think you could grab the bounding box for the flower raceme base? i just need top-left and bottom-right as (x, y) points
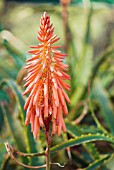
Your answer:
(23, 12), (70, 139)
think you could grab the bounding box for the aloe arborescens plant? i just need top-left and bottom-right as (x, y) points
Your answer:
(24, 11), (70, 170)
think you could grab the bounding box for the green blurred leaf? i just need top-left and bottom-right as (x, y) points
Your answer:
(92, 45), (114, 81)
(50, 134), (114, 153)
(70, 7), (93, 108)
(4, 79), (26, 122)
(71, 0), (114, 4)
(1, 104), (28, 165)
(92, 79), (114, 135)
(0, 56), (18, 79)
(0, 90), (10, 103)
(84, 154), (111, 170)
(0, 107), (4, 133)
(104, 154), (114, 170)
(66, 120), (100, 160)
(4, 39), (26, 69)
(65, 120), (82, 136)
(1, 79), (45, 166)
(66, 120), (102, 136)
(70, 46), (93, 107)
(79, 125), (102, 134)
(0, 90), (10, 132)
(26, 125), (45, 166)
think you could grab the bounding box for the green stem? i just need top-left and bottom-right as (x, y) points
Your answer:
(46, 132), (51, 170)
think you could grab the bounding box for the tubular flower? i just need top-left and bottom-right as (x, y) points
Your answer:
(23, 12), (70, 139)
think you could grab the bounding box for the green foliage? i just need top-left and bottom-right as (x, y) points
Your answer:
(4, 40), (26, 69)
(84, 155), (111, 170)
(1, 79), (45, 166)
(93, 80), (114, 135)
(0, 1), (114, 170)
(50, 134), (114, 153)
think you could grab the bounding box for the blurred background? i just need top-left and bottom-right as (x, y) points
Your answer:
(0, 0), (114, 170)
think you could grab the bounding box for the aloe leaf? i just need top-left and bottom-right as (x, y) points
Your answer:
(92, 45), (114, 80)
(70, 46), (93, 107)
(0, 107), (4, 133)
(66, 120), (102, 136)
(65, 120), (82, 136)
(67, 26), (78, 93)
(84, 143), (100, 160)
(0, 68), (17, 80)
(4, 79), (26, 122)
(93, 79), (114, 135)
(84, 155), (111, 170)
(1, 104), (28, 165)
(4, 39), (26, 69)
(1, 79), (45, 165)
(0, 108), (4, 133)
(104, 154), (114, 170)
(79, 125), (102, 134)
(66, 120), (100, 160)
(50, 134), (114, 153)
(26, 125), (45, 166)
(70, 7), (93, 108)
(0, 90), (10, 133)
(0, 57), (18, 79)
(101, 73), (114, 90)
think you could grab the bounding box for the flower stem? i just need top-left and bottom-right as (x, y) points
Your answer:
(46, 132), (51, 170)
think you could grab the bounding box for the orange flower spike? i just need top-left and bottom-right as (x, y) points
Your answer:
(23, 12), (70, 139)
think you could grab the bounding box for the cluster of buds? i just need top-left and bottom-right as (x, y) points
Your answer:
(23, 12), (70, 139)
